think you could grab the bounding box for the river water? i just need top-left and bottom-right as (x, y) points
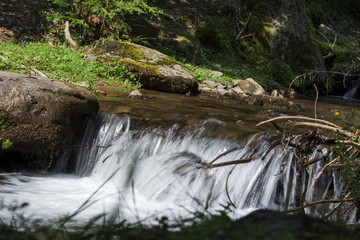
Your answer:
(0, 88), (359, 225)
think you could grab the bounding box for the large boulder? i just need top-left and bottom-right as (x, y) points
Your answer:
(249, 0), (326, 78)
(92, 39), (199, 95)
(0, 71), (99, 171)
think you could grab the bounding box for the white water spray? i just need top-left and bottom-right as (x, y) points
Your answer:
(0, 113), (357, 224)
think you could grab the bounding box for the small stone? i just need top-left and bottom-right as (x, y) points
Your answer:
(218, 88), (229, 96)
(128, 90), (143, 99)
(83, 54), (98, 62)
(232, 80), (242, 87)
(199, 87), (213, 93)
(271, 89), (284, 98)
(205, 79), (217, 88)
(231, 86), (245, 95)
(209, 70), (224, 78)
(217, 83), (226, 90)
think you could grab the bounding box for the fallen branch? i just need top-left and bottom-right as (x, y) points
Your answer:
(208, 147), (242, 165)
(313, 84), (319, 119)
(72, 144), (111, 149)
(205, 180), (215, 210)
(312, 157), (339, 188)
(284, 198), (354, 213)
(201, 158), (252, 169)
(292, 122), (355, 138)
(225, 167), (236, 209)
(339, 140), (360, 147)
(256, 116), (342, 129)
(31, 66), (48, 78)
(303, 156), (321, 167)
(236, 12), (252, 40)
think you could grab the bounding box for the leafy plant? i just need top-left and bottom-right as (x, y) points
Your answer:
(47, 0), (162, 43)
(334, 110), (360, 204)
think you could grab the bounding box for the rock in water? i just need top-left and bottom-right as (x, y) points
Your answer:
(0, 71), (99, 171)
(128, 90), (143, 99)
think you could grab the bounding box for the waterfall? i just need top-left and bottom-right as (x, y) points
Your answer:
(343, 81), (360, 99)
(0, 113), (357, 224)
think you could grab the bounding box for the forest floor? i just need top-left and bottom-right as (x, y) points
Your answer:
(0, 0), (49, 43)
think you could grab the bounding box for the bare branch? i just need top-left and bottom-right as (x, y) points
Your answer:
(225, 167), (236, 209)
(314, 84), (319, 119)
(236, 12), (252, 40)
(31, 66), (48, 78)
(208, 147), (242, 165)
(201, 158), (252, 169)
(256, 116), (343, 129)
(284, 198), (354, 213)
(65, 21), (77, 49)
(312, 157), (339, 188)
(292, 122), (355, 138)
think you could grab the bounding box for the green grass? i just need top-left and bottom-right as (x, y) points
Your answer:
(0, 42), (140, 89)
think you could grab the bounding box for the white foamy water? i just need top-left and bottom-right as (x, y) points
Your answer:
(0, 113), (357, 224)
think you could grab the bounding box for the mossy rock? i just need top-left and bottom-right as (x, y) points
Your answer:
(93, 39), (199, 95)
(93, 39), (146, 61)
(244, 0), (326, 86)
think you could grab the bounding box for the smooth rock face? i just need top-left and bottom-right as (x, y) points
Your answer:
(93, 39), (199, 95)
(0, 71), (99, 171)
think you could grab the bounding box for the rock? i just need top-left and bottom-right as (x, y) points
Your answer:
(217, 88), (229, 96)
(83, 53), (98, 62)
(231, 86), (245, 95)
(215, 209), (356, 240)
(256, 0), (326, 81)
(0, 71), (99, 171)
(128, 90), (143, 99)
(232, 80), (242, 88)
(199, 86), (216, 93)
(236, 78), (266, 95)
(205, 79), (217, 88)
(216, 83), (226, 90)
(209, 70), (223, 78)
(271, 89), (284, 98)
(92, 39), (199, 95)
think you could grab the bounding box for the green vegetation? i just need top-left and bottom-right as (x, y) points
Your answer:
(0, 111), (12, 151)
(0, 42), (139, 88)
(334, 111), (360, 204)
(47, 0), (162, 43)
(305, 0), (360, 93)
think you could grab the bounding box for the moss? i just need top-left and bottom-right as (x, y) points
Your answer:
(0, 111), (9, 131)
(94, 39), (146, 61)
(263, 24), (276, 39)
(120, 59), (161, 76)
(154, 56), (177, 66)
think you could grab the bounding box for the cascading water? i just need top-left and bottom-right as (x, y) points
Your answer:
(0, 112), (357, 224)
(343, 81), (360, 99)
